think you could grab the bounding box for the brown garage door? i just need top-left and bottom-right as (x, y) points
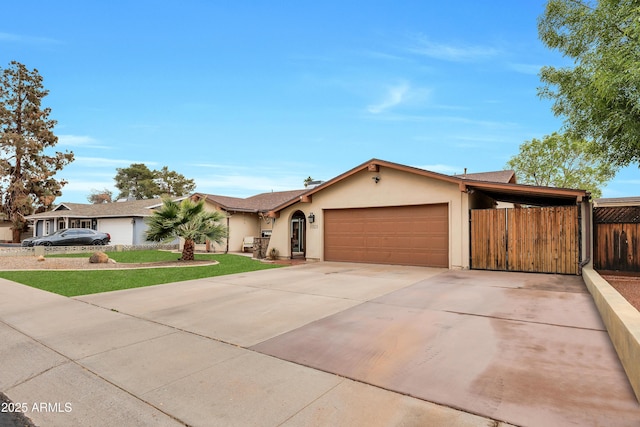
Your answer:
(324, 204), (448, 267)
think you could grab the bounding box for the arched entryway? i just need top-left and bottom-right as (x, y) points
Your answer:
(290, 211), (306, 258)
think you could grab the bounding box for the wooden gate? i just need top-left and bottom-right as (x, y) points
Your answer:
(471, 206), (580, 275)
(594, 206), (640, 272)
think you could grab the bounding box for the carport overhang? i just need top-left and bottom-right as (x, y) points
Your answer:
(459, 180), (590, 206)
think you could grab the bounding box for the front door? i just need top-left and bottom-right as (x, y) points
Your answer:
(291, 211), (306, 256)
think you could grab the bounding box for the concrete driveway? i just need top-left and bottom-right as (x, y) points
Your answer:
(1, 262), (639, 426)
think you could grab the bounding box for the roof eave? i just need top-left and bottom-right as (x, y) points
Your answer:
(269, 158), (464, 214)
(461, 180), (590, 205)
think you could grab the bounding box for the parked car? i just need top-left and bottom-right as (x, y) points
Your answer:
(21, 229), (111, 247)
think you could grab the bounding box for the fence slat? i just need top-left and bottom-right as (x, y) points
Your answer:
(471, 206), (579, 274)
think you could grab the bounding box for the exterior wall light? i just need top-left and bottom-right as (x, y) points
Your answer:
(308, 212), (315, 223)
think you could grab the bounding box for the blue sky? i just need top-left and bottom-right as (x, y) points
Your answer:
(2, 0), (638, 202)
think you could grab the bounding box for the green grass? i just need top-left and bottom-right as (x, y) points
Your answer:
(0, 251), (282, 297)
(50, 249), (219, 263)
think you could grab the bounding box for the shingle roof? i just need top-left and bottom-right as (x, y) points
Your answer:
(26, 199), (162, 219)
(199, 189), (308, 213)
(594, 196), (640, 207)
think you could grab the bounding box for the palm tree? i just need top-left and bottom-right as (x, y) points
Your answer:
(145, 198), (227, 261)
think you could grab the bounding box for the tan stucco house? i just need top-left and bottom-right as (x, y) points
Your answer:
(260, 159), (590, 271)
(191, 190), (307, 253)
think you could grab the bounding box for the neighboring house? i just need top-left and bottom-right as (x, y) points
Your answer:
(0, 213), (32, 243)
(0, 214), (13, 242)
(593, 196), (640, 208)
(263, 158), (590, 272)
(24, 199), (166, 245)
(191, 189), (307, 253)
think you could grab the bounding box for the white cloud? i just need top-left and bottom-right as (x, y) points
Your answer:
(190, 162), (316, 196)
(192, 163), (247, 170)
(414, 164), (461, 174)
(408, 35), (501, 62)
(61, 180), (115, 192)
(0, 33), (21, 42)
(0, 32), (60, 45)
(73, 156), (158, 167)
(616, 179), (640, 185)
(367, 82), (410, 114)
(508, 63), (542, 75)
(57, 135), (109, 148)
(367, 82), (431, 114)
(193, 173), (304, 197)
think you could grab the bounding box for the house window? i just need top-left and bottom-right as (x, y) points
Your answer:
(58, 220), (65, 230)
(80, 220), (91, 229)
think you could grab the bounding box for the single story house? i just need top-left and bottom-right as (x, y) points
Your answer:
(191, 189), (308, 253)
(24, 199), (166, 245)
(261, 159), (590, 273)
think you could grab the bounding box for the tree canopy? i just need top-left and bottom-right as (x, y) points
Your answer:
(145, 198), (227, 261)
(114, 163), (196, 200)
(303, 176), (314, 187)
(154, 166), (197, 197)
(506, 132), (616, 198)
(0, 61), (74, 241)
(538, 0), (640, 167)
(87, 188), (113, 204)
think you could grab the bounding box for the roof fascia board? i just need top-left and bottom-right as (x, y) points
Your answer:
(463, 180), (589, 198)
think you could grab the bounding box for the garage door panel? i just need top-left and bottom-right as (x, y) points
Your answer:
(324, 204), (449, 268)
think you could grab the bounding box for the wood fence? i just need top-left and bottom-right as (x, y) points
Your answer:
(471, 206), (580, 275)
(594, 206), (640, 272)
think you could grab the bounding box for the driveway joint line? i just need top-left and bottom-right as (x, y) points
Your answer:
(74, 298), (246, 348)
(74, 330), (179, 361)
(0, 318), (192, 426)
(275, 379), (346, 426)
(440, 309), (607, 331)
(364, 300), (606, 332)
(1, 319), (71, 388)
(74, 294), (503, 424)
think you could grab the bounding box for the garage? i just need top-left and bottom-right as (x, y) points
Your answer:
(324, 204), (448, 267)
(98, 217), (133, 245)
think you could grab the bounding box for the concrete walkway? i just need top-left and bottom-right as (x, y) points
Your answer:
(1, 263), (638, 426)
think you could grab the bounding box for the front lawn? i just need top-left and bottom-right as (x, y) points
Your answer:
(0, 252), (282, 297)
